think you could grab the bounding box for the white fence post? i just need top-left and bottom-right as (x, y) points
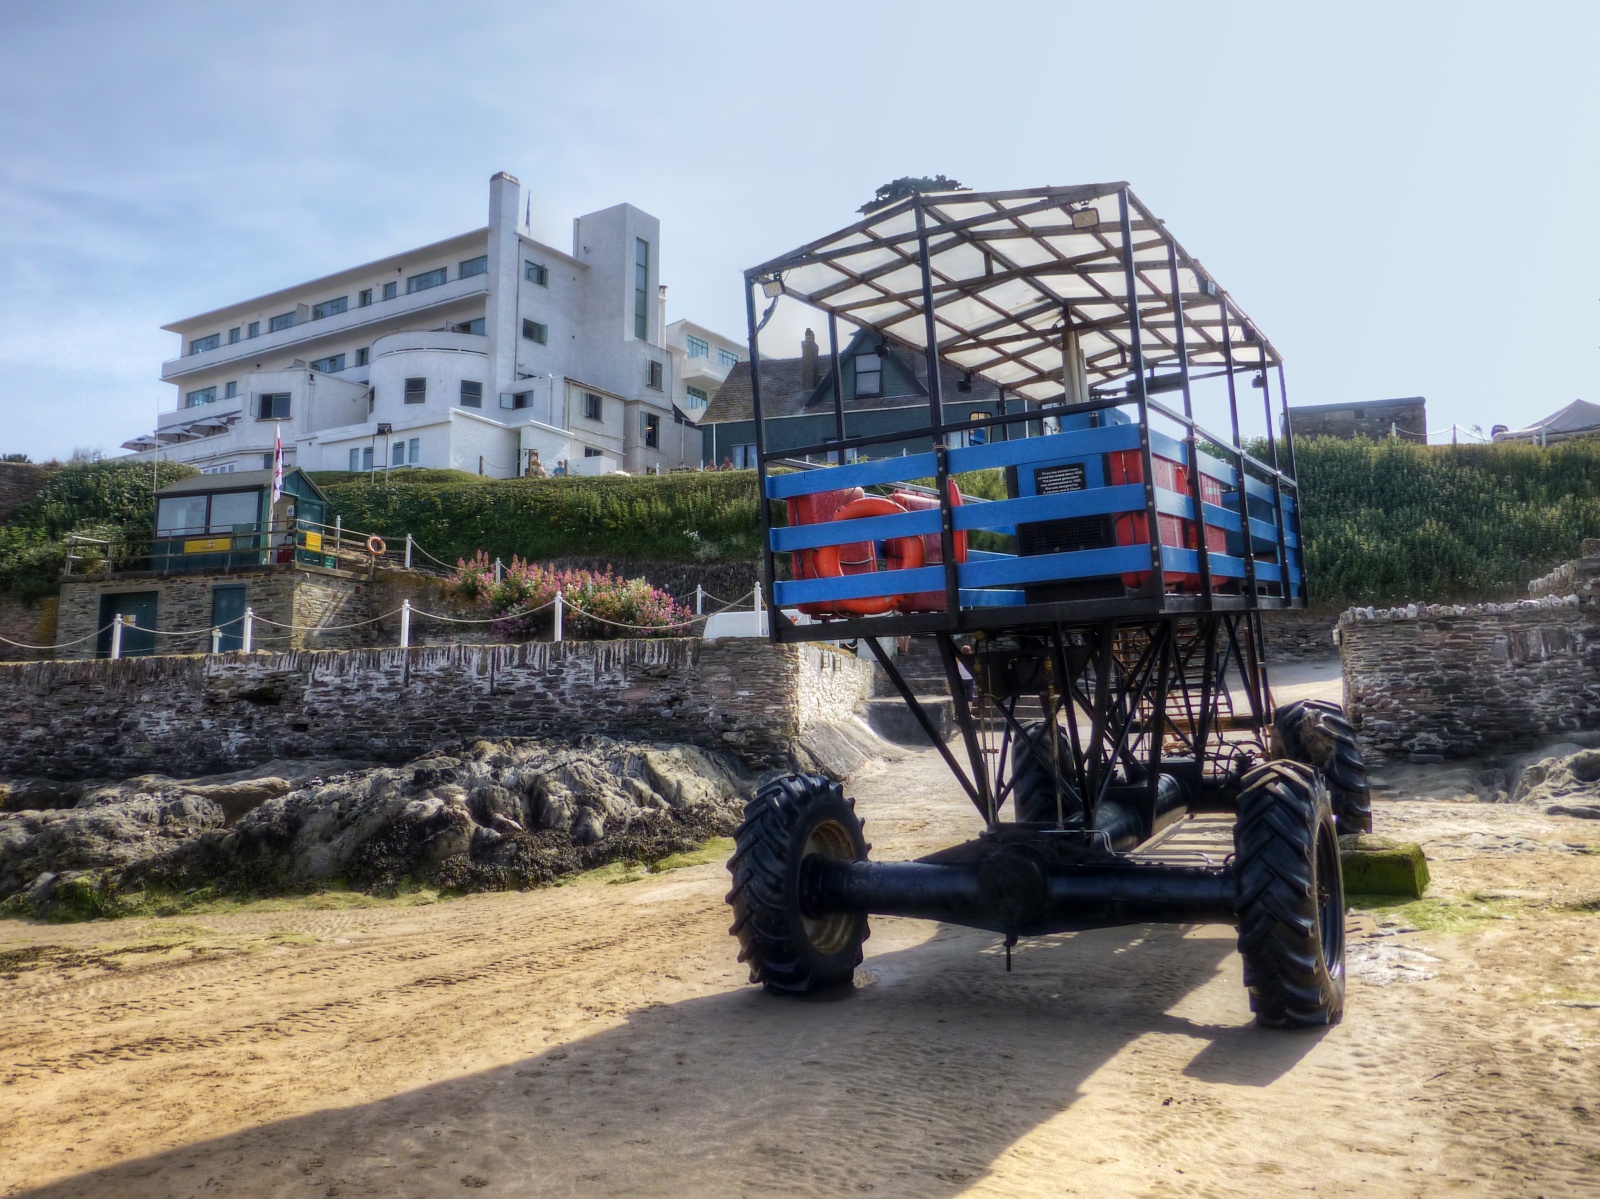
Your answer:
(242, 607), (254, 653)
(695, 584), (703, 615)
(405, 533), (413, 570)
(495, 557), (503, 583)
(553, 590), (564, 643)
(211, 626), (221, 654)
(109, 613), (124, 660)
(400, 598), (412, 648)
(334, 515), (342, 546)
(753, 580), (764, 635)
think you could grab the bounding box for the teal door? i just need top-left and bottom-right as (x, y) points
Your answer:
(211, 585), (247, 651)
(96, 592), (159, 657)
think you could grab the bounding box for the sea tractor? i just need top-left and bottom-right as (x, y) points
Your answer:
(724, 183), (1370, 1027)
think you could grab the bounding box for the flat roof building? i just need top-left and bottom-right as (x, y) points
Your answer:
(122, 173), (738, 478)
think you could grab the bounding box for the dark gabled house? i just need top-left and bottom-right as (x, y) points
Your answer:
(701, 326), (1035, 467)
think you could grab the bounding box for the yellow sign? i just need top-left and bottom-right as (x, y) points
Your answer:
(303, 531), (323, 552)
(183, 537), (232, 554)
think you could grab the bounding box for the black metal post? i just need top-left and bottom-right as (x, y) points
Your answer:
(1167, 240), (1211, 603)
(916, 197), (961, 620)
(1119, 188), (1165, 600)
(1258, 362), (1290, 604)
(997, 387), (1008, 442)
(744, 274), (777, 639)
(936, 632), (995, 827)
(1277, 363), (1306, 605)
(1219, 303), (1258, 604)
(827, 311), (846, 465)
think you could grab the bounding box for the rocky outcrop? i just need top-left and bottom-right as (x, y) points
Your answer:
(0, 737), (751, 917)
(1510, 745), (1600, 819)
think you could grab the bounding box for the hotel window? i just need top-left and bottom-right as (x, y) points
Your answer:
(633, 238), (649, 340)
(583, 391), (603, 421)
(185, 386), (217, 408)
(459, 255), (488, 279)
(257, 393), (291, 420)
(347, 446), (373, 470)
(228, 327), (241, 344)
(311, 296), (347, 320)
(407, 267), (447, 294)
(247, 321), (260, 339)
(524, 260), (548, 286)
(268, 311), (295, 333)
(382, 281), (398, 301)
(522, 318), (547, 343)
(686, 385), (708, 409)
(224, 381), (238, 399)
(392, 440), (406, 467)
(647, 360), (664, 390)
(404, 377), (426, 404)
(460, 380), (483, 408)
(584, 447), (602, 458)
(355, 347), (369, 367)
(642, 413), (660, 449)
(408, 437), (419, 464)
(358, 289), (372, 307)
(451, 317), (486, 335)
(732, 444), (757, 468)
(189, 333), (220, 355)
(686, 334), (708, 358)
(854, 353), (882, 397)
(309, 353), (345, 374)
(717, 347), (739, 368)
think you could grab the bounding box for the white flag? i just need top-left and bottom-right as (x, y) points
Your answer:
(271, 423), (284, 506)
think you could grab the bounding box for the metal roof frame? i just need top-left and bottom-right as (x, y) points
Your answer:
(748, 183), (1280, 403)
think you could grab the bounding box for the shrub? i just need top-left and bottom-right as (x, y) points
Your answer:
(453, 551), (693, 639)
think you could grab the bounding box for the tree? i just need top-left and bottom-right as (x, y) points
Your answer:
(858, 175), (968, 214)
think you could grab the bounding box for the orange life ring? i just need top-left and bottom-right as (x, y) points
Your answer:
(366, 535), (387, 556)
(811, 496), (926, 616)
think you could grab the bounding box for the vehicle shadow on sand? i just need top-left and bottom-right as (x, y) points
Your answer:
(18, 922), (1325, 1198)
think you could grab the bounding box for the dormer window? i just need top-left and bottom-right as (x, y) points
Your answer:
(854, 353), (882, 398)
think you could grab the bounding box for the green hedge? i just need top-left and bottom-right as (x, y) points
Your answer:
(8, 442), (1600, 607)
(0, 460), (197, 599)
(316, 470), (763, 567)
(1294, 437), (1600, 605)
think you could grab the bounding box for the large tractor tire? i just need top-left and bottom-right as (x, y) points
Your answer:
(726, 773), (869, 994)
(1273, 699), (1373, 835)
(1009, 720), (1083, 826)
(1233, 760), (1347, 1028)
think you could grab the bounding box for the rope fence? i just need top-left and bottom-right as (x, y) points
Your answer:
(2, 586), (761, 661)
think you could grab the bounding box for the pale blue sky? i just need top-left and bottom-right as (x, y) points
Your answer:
(1, 0), (1596, 460)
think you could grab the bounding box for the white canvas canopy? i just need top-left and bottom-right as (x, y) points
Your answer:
(1493, 399), (1600, 444)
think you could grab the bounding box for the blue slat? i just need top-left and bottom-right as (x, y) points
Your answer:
(772, 508), (938, 552)
(775, 564), (948, 606)
(946, 422), (1141, 473)
(957, 545), (1150, 587)
(954, 484), (1146, 529)
(767, 452), (938, 499)
(961, 588), (1027, 606)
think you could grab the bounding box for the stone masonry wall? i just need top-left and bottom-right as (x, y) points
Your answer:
(0, 637), (875, 780)
(1261, 609), (1340, 660)
(1338, 596), (1600, 762)
(0, 596), (59, 663)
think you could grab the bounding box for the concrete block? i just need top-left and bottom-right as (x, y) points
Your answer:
(1340, 835), (1430, 898)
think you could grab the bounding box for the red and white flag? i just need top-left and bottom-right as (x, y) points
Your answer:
(271, 423), (284, 505)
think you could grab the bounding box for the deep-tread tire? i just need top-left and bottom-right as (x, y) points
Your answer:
(1273, 699), (1373, 835)
(725, 773), (869, 994)
(1233, 760), (1346, 1028)
(1010, 720), (1083, 825)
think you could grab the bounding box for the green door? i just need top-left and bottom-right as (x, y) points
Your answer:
(211, 585), (247, 651)
(96, 592), (159, 658)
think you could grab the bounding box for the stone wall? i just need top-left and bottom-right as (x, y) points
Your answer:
(0, 637), (875, 780)
(55, 567), (367, 659)
(1261, 609), (1340, 660)
(1338, 596), (1600, 762)
(0, 596), (58, 663)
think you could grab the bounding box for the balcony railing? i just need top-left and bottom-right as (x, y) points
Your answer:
(62, 519), (385, 577)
